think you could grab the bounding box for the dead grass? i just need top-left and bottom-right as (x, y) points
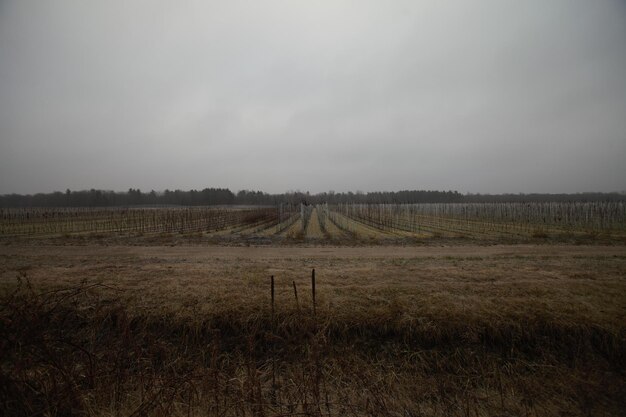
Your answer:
(1, 247), (625, 416)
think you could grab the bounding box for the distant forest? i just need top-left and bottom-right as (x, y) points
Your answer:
(1, 188), (625, 208)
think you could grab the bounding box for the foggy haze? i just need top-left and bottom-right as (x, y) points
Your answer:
(1, 0), (625, 195)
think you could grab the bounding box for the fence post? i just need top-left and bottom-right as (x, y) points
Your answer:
(311, 268), (316, 316)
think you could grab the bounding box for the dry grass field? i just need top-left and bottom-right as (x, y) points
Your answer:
(1, 243), (625, 416)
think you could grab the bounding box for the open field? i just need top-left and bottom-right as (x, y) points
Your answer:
(1, 243), (625, 416)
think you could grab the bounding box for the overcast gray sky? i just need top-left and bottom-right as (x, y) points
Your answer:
(1, 0), (625, 195)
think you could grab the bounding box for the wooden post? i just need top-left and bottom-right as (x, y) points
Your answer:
(270, 275), (276, 390)
(270, 275), (275, 323)
(311, 268), (316, 316)
(292, 280), (300, 311)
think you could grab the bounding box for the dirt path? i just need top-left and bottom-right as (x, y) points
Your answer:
(304, 208), (325, 238)
(1, 244), (624, 260)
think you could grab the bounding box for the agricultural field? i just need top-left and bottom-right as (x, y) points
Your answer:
(1, 202), (625, 416)
(1, 202), (625, 244)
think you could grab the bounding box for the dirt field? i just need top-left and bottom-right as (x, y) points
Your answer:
(1, 242), (625, 416)
(2, 243), (626, 261)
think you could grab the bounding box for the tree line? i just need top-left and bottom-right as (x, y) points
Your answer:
(0, 188), (624, 208)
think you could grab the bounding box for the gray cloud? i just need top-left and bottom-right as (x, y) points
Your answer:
(1, 0), (625, 194)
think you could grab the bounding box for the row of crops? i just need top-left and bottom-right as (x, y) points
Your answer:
(0, 206), (297, 237)
(330, 202), (626, 238)
(1, 202), (624, 239)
